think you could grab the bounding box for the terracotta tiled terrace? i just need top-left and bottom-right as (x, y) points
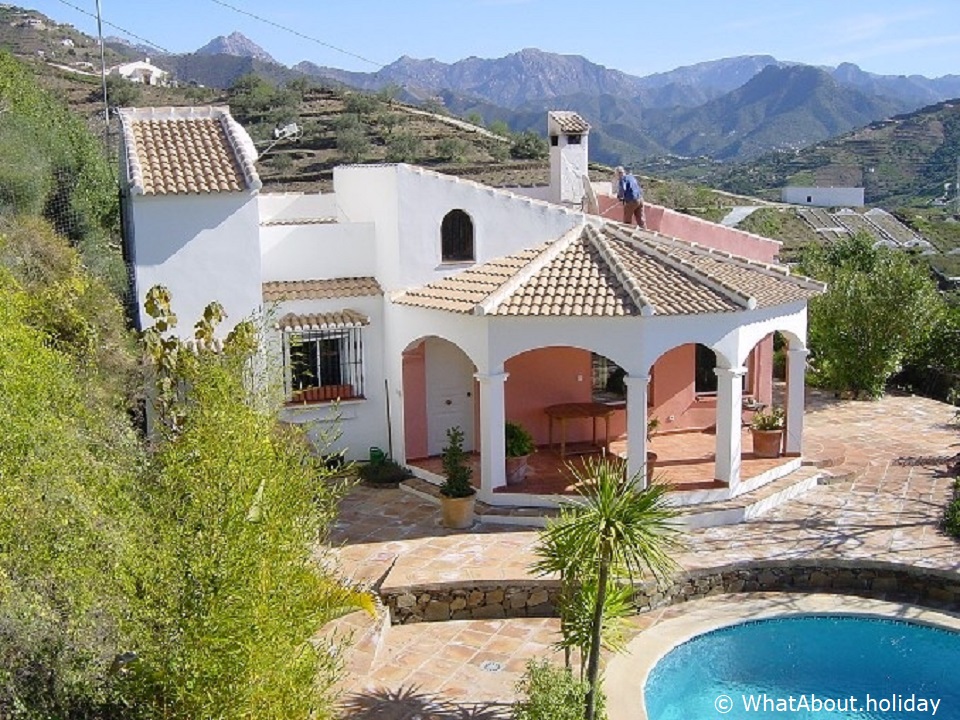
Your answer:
(329, 389), (960, 718)
(408, 426), (794, 494)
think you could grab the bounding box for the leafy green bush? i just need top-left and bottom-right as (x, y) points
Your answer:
(802, 233), (942, 398)
(358, 458), (412, 485)
(0, 271), (142, 719)
(505, 421), (535, 457)
(510, 130), (548, 160)
(386, 130), (422, 163)
(440, 426), (474, 498)
(514, 659), (603, 720)
(131, 289), (372, 719)
(943, 479), (960, 537)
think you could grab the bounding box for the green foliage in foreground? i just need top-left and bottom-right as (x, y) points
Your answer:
(514, 659), (603, 720)
(533, 457), (679, 720)
(943, 479), (960, 538)
(0, 270), (142, 719)
(129, 288), (372, 719)
(801, 233), (942, 399)
(0, 51), (123, 292)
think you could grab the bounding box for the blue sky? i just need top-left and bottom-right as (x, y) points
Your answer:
(24, 0), (960, 78)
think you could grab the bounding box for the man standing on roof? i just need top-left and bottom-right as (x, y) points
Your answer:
(615, 166), (645, 228)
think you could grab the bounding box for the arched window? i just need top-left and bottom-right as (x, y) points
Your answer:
(441, 209), (474, 262)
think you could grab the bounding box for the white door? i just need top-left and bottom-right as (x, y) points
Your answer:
(425, 338), (475, 455)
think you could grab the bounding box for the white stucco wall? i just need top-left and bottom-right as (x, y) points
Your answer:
(258, 193), (338, 223)
(510, 185), (552, 201)
(260, 222), (376, 282)
(782, 187), (864, 207)
(130, 192), (261, 336)
(274, 293), (389, 461)
(335, 164), (583, 293)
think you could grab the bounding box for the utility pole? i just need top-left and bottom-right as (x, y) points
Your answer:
(95, 0), (109, 149)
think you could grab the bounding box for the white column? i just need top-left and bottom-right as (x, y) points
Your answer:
(714, 366), (747, 488)
(475, 371), (508, 497)
(624, 374), (651, 488)
(785, 349), (809, 455)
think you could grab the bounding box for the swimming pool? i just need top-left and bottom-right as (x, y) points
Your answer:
(644, 615), (960, 720)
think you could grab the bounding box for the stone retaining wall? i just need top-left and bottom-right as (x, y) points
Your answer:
(381, 560), (960, 624)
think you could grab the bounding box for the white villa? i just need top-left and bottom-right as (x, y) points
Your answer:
(118, 105), (823, 513)
(111, 58), (170, 86)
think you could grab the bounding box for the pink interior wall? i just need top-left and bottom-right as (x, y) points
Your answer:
(402, 343), (429, 459)
(504, 348), (627, 445)
(649, 345), (697, 431)
(750, 335), (774, 406)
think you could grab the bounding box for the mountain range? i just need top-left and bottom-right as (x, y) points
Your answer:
(168, 34), (960, 164)
(7, 6), (960, 167)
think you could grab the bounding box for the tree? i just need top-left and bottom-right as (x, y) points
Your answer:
(435, 136), (469, 163)
(533, 457), (679, 720)
(801, 233), (942, 398)
(337, 126), (369, 163)
(489, 119), (511, 137)
(386, 130), (422, 163)
(97, 73), (141, 107)
(511, 130), (548, 160)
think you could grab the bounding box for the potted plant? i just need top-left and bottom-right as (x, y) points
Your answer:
(646, 417), (660, 484)
(750, 406), (785, 458)
(505, 421), (536, 486)
(439, 426), (476, 529)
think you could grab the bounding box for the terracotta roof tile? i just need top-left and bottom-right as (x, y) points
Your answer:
(276, 309), (369, 331)
(262, 277), (383, 302)
(549, 111), (591, 134)
(393, 224), (824, 318)
(119, 106), (261, 196)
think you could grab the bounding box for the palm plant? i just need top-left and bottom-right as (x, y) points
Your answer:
(532, 455), (680, 720)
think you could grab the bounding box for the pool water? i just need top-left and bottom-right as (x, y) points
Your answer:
(644, 615), (960, 720)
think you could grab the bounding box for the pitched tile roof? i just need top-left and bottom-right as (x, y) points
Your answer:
(276, 309), (369, 332)
(262, 277), (383, 302)
(549, 111), (591, 134)
(118, 106), (261, 196)
(393, 224), (824, 318)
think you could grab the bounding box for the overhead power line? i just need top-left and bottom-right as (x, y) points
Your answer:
(207, 0), (384, 69)
(53, 0), (171, 53)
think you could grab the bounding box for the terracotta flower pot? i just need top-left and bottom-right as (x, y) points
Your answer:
(505, 454), (530, 486)
(440, 494), (476, 529)
(751, 429), (783, 458)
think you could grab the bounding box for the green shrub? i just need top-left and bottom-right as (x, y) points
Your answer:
(440, 426), (474, 498)
(505, 421), (535, 457)
(511, 130), (548, 160)
(943, 479), (960, 537)
(358, 459), (412, 485)
(514, 659), (603, 720)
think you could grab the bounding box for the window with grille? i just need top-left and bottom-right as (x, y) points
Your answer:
(441, 209), (474, 262)
(285, 327), (365, 403)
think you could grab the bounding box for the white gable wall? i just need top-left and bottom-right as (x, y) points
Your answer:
(335, 164), (582, 292)
(130, 192), (261, 336)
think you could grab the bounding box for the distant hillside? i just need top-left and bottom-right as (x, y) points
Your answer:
(643, 65), (906, 160)
(701, 98), (960, 206)
(160, 53), (299, 88)
(195, 32), (276, 63)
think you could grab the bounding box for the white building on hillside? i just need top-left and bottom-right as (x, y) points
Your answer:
(111, 58), (170, 86)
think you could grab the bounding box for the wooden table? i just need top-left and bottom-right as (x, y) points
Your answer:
(544, 402), (618, 458)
